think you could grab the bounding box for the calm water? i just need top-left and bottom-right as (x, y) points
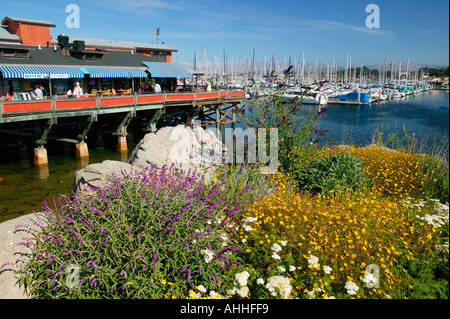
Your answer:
(317, 90), (449, 146)
(0, 90), (448, 223)
(0, 147), (133, 223)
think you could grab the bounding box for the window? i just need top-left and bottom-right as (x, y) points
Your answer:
(0, 48), (29, 58)
(70, 50), (104, 61)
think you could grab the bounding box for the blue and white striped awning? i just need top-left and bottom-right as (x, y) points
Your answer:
(0, 65), (85, 79)
(80, 67), (148, 78)
(142, 62), (193, 78)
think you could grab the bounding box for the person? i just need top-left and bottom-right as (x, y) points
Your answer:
(40, 86), (47, 98)
(67, 89), (73, 98)
(73, 82), (83, 98)
(34, 85), (43, 99)
(154, 82), (161, 93)
(2, 93), (12, 101)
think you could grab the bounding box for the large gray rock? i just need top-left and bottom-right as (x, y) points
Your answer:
(129, 125), (223, 179)
(73, 160), (134, 194)
(73, 125), (224, 195)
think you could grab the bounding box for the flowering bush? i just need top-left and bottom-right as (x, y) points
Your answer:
(230, 171), (448, 299)
(16, 165), (249, 298)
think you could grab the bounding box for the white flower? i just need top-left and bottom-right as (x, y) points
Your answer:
(243, 225), (253, 231)
(226, 287), (238, 296)
(325, 296), (336, 299)
(277, 266), (286, 272)
(306, 290), (316, 299)
(362, 272), (376, 285)
(244, 216), (258, 223)
(236, 286), (249, 298)
(289, 265), (296, 272)
(235, 271), (250, 286)
(256, 278), (265, 285)
(201, 249), (215, 263)
(189, 291), (202, 299)
(208, 290), (222, 299)
(241, 238), (247, 243)
(196, 285), (207, 293)
(271, 243), (282, 253)
(265, 276), (292, 299)
(280, 240), (287, 246)
(345, 281), (359, 295)
(323, 265), (332, 274)
(308, 254), (319, 266)
(271, 252), (281, 260)
(384, 294), (392, 299)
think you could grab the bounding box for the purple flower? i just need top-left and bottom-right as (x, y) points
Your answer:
(283, 65), (294, 76)
(318, 107), (329, 116)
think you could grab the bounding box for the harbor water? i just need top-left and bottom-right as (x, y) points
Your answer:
(0, 90), (448, 223)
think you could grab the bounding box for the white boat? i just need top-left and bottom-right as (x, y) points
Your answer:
(281, 89), (327, 105)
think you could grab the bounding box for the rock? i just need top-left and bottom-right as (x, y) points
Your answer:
(0, 213), (47, 299)
(73, 125), (224, 195)
(73, 160), (134, 194)
(128, 125), (224, 180)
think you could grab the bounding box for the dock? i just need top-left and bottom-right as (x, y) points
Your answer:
(0, 90), (245, 164)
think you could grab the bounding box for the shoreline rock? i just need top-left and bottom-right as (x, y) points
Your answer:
(73, 125), (223, 194)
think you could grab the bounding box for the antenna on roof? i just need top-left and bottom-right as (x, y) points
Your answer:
(155, 27), (160, 44)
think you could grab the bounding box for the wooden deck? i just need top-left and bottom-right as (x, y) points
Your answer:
(0, 90), (245, 123)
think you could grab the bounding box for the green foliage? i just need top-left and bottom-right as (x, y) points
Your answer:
(16, 166), (248, 299)
(297, 153), (368, 195)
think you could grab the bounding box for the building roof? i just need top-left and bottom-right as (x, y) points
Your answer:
(0, 45), (160, 68)
(50, 35), (177, 52)
(1, 16), (56, 27)
(0, 26), (21, 43)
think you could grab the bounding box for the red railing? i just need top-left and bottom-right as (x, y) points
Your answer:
(0, 90), (245, 116)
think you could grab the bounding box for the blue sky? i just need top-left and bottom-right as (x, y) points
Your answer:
(1, 0), (449, 68)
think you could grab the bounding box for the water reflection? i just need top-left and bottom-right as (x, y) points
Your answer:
(0, 145), (134, 223)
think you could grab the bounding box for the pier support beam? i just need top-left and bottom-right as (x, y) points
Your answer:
(34, 147), (48, 165)
(113, 111), (135, 151)
(75, 142), (89, 158)
(76, 114), (96, 159)
(143, 108), (164, 133)
(117, 131), (128, 152)
(34, 118), (54, 165)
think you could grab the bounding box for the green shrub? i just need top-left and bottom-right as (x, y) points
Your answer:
(297, 153), (368, 195)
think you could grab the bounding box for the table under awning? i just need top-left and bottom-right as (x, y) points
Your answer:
(0, 65), (85, 79)
(142, 62), (193, 78)
(78, 67), (148, 78)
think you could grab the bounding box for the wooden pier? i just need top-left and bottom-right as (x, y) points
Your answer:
(0, 90), (245, 164)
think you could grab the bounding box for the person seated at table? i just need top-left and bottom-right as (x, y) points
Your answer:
(34, 85), (43, 99)
(2, 93), (12, 101)
(73, 82), (83, 98)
